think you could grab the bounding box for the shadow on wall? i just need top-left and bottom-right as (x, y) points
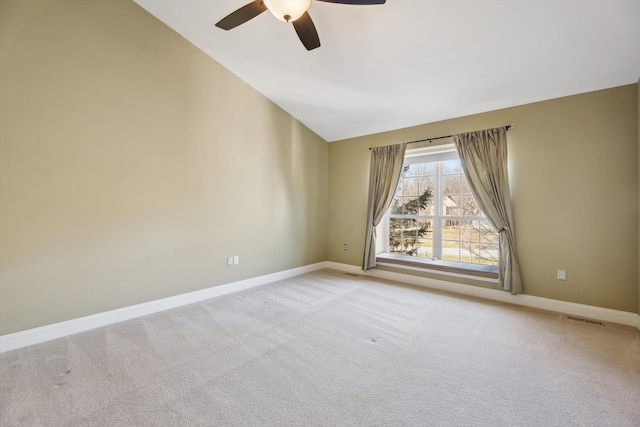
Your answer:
(270, 112), (328, 268)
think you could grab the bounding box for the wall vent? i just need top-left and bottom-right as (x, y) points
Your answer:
(567, 315), (603, 326)
(345, 273), (360, 277)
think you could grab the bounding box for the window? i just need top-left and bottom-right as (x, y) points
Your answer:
(380, 144), (499, 269)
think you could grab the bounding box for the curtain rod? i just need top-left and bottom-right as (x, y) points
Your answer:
(368, 124), (514, 150)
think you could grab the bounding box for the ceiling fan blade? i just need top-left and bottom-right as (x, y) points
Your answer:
(215, 1), (267, 31)
(315, 0), (386, 4)
(292, 12), (321, 51)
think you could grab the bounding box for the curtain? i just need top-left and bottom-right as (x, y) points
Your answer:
(453, 127), (523, 294)
(362, 143), (407, 270)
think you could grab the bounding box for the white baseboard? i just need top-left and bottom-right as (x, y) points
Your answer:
(0, 262), (327, 353)
(3, 260), (638, 353)
(326, 262), (640, 330)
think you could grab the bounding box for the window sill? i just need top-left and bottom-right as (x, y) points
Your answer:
(375, 253), (499, 280)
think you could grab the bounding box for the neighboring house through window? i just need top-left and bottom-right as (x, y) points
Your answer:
(378, 144), (499, 269)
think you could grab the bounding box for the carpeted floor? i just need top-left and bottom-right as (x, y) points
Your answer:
(1, 269), (639, 426)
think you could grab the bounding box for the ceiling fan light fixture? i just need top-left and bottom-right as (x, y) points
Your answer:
(263, 0), (311, 22)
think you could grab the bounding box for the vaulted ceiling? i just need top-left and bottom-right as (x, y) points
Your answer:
(134, 0), (640, 142)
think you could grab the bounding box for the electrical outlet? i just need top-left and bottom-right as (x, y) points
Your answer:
(233, 255), (239, 265)
(227, 256), (233, 266)
(343, 244), (348, 251)
(557, 270), (567, 281)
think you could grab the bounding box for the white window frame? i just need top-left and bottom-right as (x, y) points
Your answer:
(380, 143), (497, 266)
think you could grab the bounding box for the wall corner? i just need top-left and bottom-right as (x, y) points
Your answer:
(637, 78), (640, 316)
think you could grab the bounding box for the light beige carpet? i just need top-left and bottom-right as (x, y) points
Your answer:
(1, 269), (639, 426)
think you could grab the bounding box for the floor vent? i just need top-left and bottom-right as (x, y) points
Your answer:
(567, 315), (603, 326)
(345, 273), (360, 277)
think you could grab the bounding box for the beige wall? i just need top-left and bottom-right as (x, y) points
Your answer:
(638, 78), (640, 316)
(0, 0), (328, 335)
(329, 85), (639, 313)
(0, 0), (637, 337)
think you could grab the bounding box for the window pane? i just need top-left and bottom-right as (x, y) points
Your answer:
(459, 220), (478, 264)
(443, 221), (459, 241)
(461, 221), (479, 242)
(401, 220), (419, 255)
(442, 220), (461, 262)
(442, 174), (460, 195)
(389, 219), (416, 254)
(419, 176), (434, 196)
(417, 219), (433, 236)
(460, 250), (474, 263)
(404, 218), (419, 238)
(443, 196), (461, 216)
(390, 197), (403, 214)
(479, 222), (498, 243)
(442, 251), (460, 262)
(399, 198), (410, 215)
(395, 179), (404, 197)
(480, 244), (499, 266)
(388, 218), (403, 252)
(417, 177), (434, 215)
(421, 204), (435, 216)
(403, 164), (419, 177)
(386, 157), (499, 269)
(420, 198), (434, 216)
(399, 197), (410, 215)
(389, 218), (402, 234)
(416, 219), (433, 258)
(403, 177), (419, 196)
(455, 221), (499, 265)
(402, 238), (418, 255)
(461, 176), (472, 195)
(443, 160), (462, 174)
(399, 218), (414, 231)
(461, 196), (481, 217)
(419, 162), (435, 176)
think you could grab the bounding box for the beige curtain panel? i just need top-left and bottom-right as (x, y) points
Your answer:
(362, 143), (407, 270)
(453, 127), (523, 294)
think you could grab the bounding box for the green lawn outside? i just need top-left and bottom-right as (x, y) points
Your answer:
(390, 223), (499, 266)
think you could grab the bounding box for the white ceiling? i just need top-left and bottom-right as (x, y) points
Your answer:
(133, 0), (640, 142)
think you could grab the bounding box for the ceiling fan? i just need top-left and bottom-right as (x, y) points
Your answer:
(215, 0), (386, 51)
